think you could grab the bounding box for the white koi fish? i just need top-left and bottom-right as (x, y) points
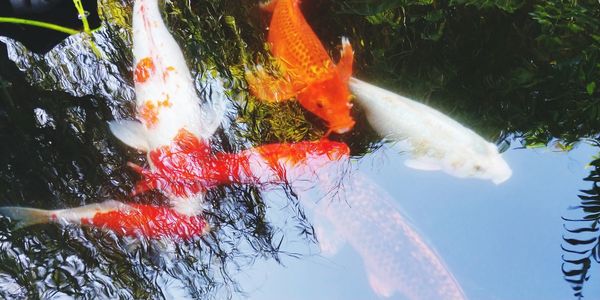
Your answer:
(349, 77), (511, 184)
(310, 173), (467, 299)
(0, 0), (226, 239)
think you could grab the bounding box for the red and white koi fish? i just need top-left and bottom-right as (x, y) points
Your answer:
(0, 201), (208, 239)
(109, 0), (226, 212)
(128, 137), (350, 198)
(246, 0), (355, 134)
(0, 0), (225, 238)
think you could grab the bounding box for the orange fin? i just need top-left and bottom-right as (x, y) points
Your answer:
(245, 66), (302, 102)
(337, 37), (354, 82)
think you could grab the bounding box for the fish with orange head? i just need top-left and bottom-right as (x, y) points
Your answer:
(246, 0), (356, 134)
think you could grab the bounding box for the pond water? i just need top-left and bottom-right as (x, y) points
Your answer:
(0, 1), (599, 300)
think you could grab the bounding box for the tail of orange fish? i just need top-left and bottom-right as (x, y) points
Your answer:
(0, 206), (52, 229)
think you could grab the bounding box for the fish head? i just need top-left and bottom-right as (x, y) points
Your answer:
(297, 76), (355, 134)
(444, 142), (512, 184)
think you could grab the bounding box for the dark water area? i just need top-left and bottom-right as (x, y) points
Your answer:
(0, 0), (599, 299)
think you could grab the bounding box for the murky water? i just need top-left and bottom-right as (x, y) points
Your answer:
(1, 1), (599, 299)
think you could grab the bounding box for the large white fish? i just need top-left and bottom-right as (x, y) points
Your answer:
(0, 0), (226, 239)
(349, 77), (511, 184)
(302, 172), (467, 299)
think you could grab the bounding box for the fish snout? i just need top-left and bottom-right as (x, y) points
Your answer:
(330, 119), (356, 134)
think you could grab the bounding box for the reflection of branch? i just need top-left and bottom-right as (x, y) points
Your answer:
(562, 154), (600, 299)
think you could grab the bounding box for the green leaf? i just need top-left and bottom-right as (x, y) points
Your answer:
(587, 82), (597, 95)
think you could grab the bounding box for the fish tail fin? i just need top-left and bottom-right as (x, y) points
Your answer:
(259, 0), (278, 12)
(0, 206), (52, 230)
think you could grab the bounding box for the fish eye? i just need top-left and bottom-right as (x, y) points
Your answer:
(315, 99), (325, 109)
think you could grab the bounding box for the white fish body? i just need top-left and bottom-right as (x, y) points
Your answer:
(349, 77), (511, 184)
(0, 201), (130, 229)
(307, 173), (467, 299)
(109, 0), (226, 152)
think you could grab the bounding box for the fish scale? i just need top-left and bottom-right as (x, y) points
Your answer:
(269, 0), (333, 81)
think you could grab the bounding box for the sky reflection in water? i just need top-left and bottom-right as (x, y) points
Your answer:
(236, 143), (600, 300)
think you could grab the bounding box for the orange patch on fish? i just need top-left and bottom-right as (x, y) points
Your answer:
(134, 57), (156, 83)
(139, 100), (159, 127)
(138, 97), (173, 128)
(163, 66), (176, 79)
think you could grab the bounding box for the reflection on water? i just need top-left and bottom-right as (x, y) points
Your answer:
(0, 0), (599, 299)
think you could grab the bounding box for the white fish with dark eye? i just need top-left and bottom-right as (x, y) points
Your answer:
(349, 77), (512, 184)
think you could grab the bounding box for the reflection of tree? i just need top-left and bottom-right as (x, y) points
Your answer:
(562, 152), (600, 299)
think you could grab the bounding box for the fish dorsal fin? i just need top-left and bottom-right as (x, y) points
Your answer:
(108, 120), (150, 152)
(404, 157), (442, 171)
(259, 0), (278, 12)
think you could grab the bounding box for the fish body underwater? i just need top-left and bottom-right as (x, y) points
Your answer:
(308, 173), (467, 299)
(130, 138), (350, 197)
(349, 77), (512, 184)
(0, 0), (225, 238)
(246, 0), (355, 134)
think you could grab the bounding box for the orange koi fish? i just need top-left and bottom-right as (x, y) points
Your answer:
(128, 136), (350, 197)
(0, 0), (225, 239)
(246, 0), (355, 134)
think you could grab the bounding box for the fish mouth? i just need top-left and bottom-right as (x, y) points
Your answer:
(330, 120), (356, 134)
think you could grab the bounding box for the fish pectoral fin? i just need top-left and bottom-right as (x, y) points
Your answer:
(404, 157), (442, 171)
(108, 120), (150, 152)
(366, 265), (394, 298)
(336, 37), (354, 82)
(245, 66), (300, 102)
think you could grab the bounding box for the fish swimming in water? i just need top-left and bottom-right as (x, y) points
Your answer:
(307, 172), (467, 299)
(129, 138), (350, 197)
(246, 0), (355, 134)
(0, 201), (208, 239)
(0, 0), (226, 238)
(349, 77), (512, 184)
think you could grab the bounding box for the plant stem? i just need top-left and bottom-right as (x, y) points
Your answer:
(0, 17), (79, 35)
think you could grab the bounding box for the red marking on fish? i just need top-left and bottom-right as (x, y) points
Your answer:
(134, 57), (156, 84)
(80, 204), (208, 239)
(129, 129), (350, 197)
